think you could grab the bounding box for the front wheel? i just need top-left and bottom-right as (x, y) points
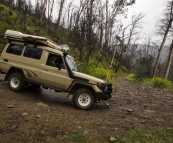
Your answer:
(73, 88), (94, 110)
(8, 73), (25, 92)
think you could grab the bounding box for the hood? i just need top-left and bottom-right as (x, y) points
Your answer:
(73, 71), (105, 84)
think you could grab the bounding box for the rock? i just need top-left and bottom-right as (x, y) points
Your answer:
(78, 126), (82, 129)
(37, 102), (49, 107)
(143, 116), (149, 119)
(109, 136), (117, 142)
(143, 110), (155, 114)
(114, 128), (119, 131)
(36, 115), (41, 118)
(22, 112), (28, 116)
(6, 105), (15, 108)
(83, 129), (88, 135)
(141, 120), (146, 124)
(39, 130), (45, 137)
(127, 108), (133, 112)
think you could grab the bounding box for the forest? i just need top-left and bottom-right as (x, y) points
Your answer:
(0, 0), (173, 82)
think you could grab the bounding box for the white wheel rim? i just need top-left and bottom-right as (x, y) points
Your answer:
(78, 93), (91, 107)
(10, 77), (19, 88)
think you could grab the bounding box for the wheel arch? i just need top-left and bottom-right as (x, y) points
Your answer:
(71, 83), (95, 94)
(4, 67), (24, 81)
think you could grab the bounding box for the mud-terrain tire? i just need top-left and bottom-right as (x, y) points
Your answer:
(8, 73), (25, 92)
(73, 88), (94, 110)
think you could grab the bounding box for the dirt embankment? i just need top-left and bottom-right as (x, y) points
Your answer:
(0, 75), (173, 142)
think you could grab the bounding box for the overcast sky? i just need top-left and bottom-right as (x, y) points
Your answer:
(123, 0), (167, 42)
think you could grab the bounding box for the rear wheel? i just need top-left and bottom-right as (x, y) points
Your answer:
(73, 88), (94, 110)
(8, 73), (25, 92)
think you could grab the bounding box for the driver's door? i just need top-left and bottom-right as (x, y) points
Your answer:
(40, 53), (67, 90)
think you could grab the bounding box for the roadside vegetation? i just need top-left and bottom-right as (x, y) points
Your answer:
(58, 128), (173, 143)
(126, 72), (173, 90)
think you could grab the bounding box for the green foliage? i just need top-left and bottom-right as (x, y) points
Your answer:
(77, 57), (114, 81)
(71, 133), (85, 142)
(60, 136), (69, 143)
(141, 78), (153, 86)
(126, 74), (173, 90)
(90, 67), (108, 80)
(135, 64), (148, 80)
(150, 77), (172, 88)
(126, 73), (135, 81)
(129, 129), (149, 142)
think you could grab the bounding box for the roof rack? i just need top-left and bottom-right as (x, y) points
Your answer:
(4, 30), (69, 52)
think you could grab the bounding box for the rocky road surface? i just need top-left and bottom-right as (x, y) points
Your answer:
(0, 74), (173, 142)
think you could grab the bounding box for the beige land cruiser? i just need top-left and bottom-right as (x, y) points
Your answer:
(0, 30), (112, 110)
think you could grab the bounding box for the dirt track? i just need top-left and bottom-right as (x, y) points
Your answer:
(0, 75), (173, 142)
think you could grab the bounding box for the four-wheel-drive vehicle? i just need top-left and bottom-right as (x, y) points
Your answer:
(0, 30), (112, 110)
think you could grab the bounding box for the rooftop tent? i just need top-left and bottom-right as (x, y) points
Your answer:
(4, 30), (69, 52)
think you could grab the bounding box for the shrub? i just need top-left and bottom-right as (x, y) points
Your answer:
(150, 77), (172, 88)
(135, 64), (148, 80)
(127, 74), (135, 79)
(126, 74), (135, 81)
(90, 67), (108, 80)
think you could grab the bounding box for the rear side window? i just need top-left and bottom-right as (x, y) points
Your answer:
(23, 46), (43, 60)
(6, 44), (24, 55)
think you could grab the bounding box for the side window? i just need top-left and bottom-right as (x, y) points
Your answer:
(6, 44), (24, 55)
(46, 53), (65, 69)
(32, 48), (43, 59)
(23, 46), (43, 60)
(23, 46), (33, 58)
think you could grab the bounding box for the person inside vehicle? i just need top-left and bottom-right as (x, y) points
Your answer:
(46, 55), (57, 67)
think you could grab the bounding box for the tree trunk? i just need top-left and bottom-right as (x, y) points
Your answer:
(37, 0), (47, 35)
(163, 39), (173, 79)
(152, 22), (172, 77)
(57, 0), (65, 27)
(152, 0), (173, 77)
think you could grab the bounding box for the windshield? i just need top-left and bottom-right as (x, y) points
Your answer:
(66, 56), (78, 71)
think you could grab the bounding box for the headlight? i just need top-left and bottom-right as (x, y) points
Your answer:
(97, 82), (105, 90)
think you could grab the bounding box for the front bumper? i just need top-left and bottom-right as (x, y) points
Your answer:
(96, 83), (112, 101)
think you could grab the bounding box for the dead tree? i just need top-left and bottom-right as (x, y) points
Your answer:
(152, 0), (173, 77)
(47, 0), (54, 21)
(164, 39), (173, 79)
(114, 12), (145, 72)
(36, 0), (48, 34)
(125, 12), (144, 56)
(57, 0), (65, 27)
